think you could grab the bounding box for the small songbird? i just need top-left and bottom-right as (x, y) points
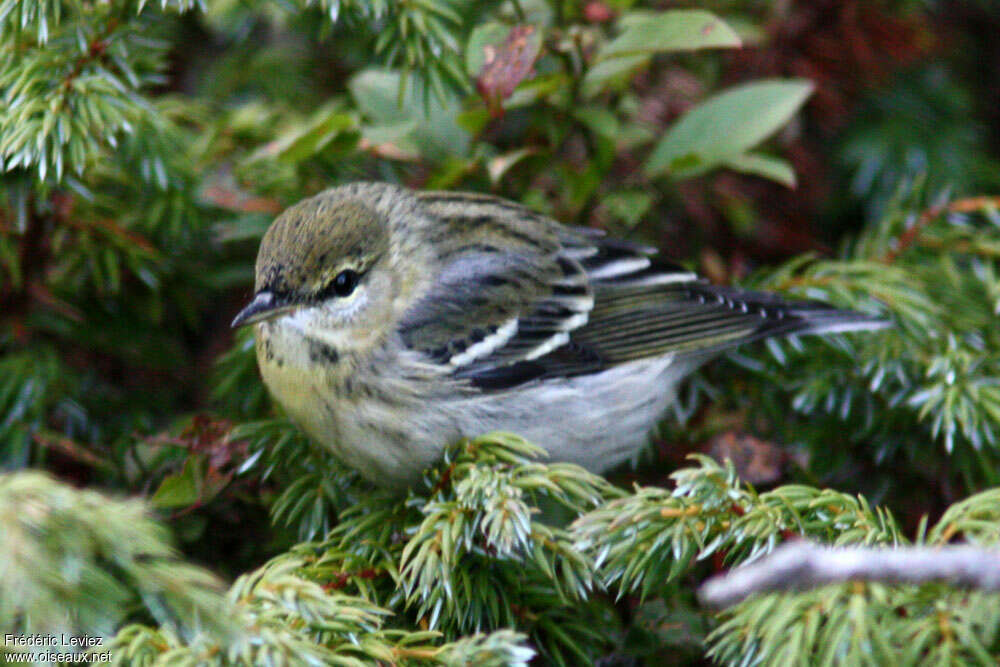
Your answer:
(232, 182), (887, 487)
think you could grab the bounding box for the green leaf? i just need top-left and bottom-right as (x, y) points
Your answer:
(487, 147), (538, 185)
(349, 68), (470, 160)
(466, 22), (511, 76)
(601, 190), (654, 228)
(582, 54), (650, 98)
(572, 108), (621, 139)
(360, 120), (421, 160)
(351, 70), (418, 126)
(723, 152), (797, 188)
(247, 109), (357, 164)
(504, 72), (570, 110)
(151, 456), (204, 509)
(580, 3), (739, 97)
(645, 78), (813, 178)
(457, 108), (491, 135)
(425, 155), (481, 189)
(595, 10), (741, 61)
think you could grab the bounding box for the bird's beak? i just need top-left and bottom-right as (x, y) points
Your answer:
(231, 291), (296, 328)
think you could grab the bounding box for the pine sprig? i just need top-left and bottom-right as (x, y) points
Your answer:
(239, 433), (619, 663)
(295, 0), (468, 99)
(0, 345), (72, 466)
(399, 434), (615, 623)
(0, 7), (171, 182)
(0, 470), (229, 641)
(228, 418), (364, 540)
(572, 456), (904, 600)
(928, 488), (1000, 546)
(706, 582), (1000, 665)
(702, 479), (1000, 664)
(0, 0), (70, 43)
(720, 185), (1000, 495)
(111, 551), (536, 666)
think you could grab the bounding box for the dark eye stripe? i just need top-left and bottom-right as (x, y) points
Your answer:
(318, 269), (360, 299)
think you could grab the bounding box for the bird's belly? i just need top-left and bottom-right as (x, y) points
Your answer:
(255, 326), (452, 486)
(457, 355), (689, 472)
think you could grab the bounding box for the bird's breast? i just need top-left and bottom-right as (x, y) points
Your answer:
(255, 322), (338, 431)
(253, 319), (451, 485)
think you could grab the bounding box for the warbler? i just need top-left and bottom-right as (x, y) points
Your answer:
(232, 182), (886, 487)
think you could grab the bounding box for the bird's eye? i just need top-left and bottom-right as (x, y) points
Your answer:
(331, 269), (359, 297)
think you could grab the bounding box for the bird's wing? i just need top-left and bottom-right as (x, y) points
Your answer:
(401, 191), (887, 391)
(400, 192), (612, 387)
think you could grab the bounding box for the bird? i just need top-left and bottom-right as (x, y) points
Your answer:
(231, 182), (887, 487)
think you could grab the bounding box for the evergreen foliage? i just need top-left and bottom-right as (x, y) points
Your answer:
(3, 0), (1000, 664)
(0, 470), (229, 660)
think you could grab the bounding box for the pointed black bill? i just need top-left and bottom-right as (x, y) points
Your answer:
(231, 291), (292, 328)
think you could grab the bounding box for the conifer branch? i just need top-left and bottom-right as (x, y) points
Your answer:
(0, 470), (229, 641)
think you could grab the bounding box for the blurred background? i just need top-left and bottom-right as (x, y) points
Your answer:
(4, 1), (1000, 662)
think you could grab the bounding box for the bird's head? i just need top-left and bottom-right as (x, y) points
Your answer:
(232, 183), (430, 356)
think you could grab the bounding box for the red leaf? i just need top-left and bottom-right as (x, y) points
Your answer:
(583, 1), (614, 23)
(476, 25), (543, 118)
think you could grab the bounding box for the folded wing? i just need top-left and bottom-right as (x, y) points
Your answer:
(400, 191), (887, 391)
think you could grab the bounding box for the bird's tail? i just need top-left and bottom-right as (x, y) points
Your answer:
(689, 284), (891, 349)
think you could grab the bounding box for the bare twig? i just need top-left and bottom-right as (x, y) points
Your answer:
(699, 541), (1000, 609)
